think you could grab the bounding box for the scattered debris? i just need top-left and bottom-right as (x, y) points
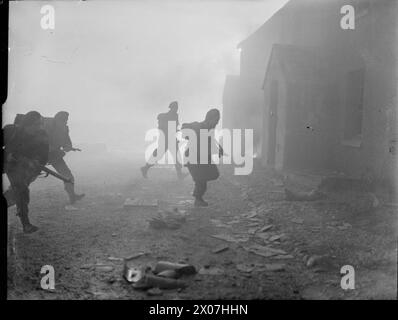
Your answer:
(133, 274), (188, 290)
(211, 234), (249, 243)
(210, 219), (231, 228)
(236, 263), (255, 273)
(147, 287), (163, 296)
(256, 232), (271, 241)
(260, 224), (273, 232)
(248, 228), (259, 235)
(108, 256), (123, 261)
(292, 218), (304, 224)
(198, 267), (224, 276)
(123, 265), (148, 283)
(124, 252), (146, 260)
(96, 265), (114, 272)
(244, 244), (287, 258)
(273, 254), (294, 259)
(337, 222), (352, 230)
(157, 270), (179, 279)
(285, 188), (325, 201)
(123, 261), (188, 290)
(246, 211), (258, 219)
(269, 234), (284, 242)
(212, 245), (229, 254)
(153, 261), (197, 276)
(65, 205), (79, 211)
(263, 263), (286, 271)
(305, 255), (334, 270)
(124, 198), (158, 208)
(148, 208), (186, 230)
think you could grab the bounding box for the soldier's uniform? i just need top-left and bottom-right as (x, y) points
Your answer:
(43, 112), (84, 204)
(3, 112), (49, 233)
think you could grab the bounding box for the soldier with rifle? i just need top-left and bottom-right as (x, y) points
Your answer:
(43, 111), (85, 205)
(3, 111), (50, 233)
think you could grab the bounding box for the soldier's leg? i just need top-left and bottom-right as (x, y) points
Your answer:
(3, 187), (16, 207)
(141, 148), (159, 178)
(193, 180), (208, 207)
(7, 172), (37, 233)
(51, 158), (84, 204)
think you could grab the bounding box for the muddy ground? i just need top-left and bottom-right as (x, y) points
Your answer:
(6, 156), (397, 300)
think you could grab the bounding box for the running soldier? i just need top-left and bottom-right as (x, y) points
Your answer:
(141, 101), (186, 179)
(181, 108), (223, 207)
(44, 111), (85, 205)
(3, 111), (49, 233)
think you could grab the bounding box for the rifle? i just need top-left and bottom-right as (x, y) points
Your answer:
(41, 166), (74, 184)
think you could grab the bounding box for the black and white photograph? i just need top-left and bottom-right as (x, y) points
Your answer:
(2, 0), (397, 303)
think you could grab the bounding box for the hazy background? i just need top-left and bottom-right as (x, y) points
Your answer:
(4, 0), (288, 155)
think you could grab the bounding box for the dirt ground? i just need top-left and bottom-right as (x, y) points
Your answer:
(6, 156), (397, 300)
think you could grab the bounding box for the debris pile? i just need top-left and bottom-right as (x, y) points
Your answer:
(123, 259), (197, 292)
(148, 208), (187, 230)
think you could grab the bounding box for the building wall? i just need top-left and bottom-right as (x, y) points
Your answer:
(236, 0), (397, 184)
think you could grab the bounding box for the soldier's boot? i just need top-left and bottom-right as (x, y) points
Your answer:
(175, 162), (188, 180)
(70, 193), (85, 205)
(65, 182), (85, 204)
(194, 197), (208, 207)
(18, 211), (38, 234)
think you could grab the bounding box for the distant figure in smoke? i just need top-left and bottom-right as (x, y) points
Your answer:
(141, 101), (186, 180)
(181, 108), (223, 207)
(44, 111), (85, 205)
(3, 111), (49, 233)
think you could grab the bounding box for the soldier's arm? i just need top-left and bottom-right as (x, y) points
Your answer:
(62, 126), (73, 152)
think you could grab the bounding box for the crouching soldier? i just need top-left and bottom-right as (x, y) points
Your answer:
(44, 111), (84, 205)
(181, 109), (223, 207)
(3, 111), (49, 233)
